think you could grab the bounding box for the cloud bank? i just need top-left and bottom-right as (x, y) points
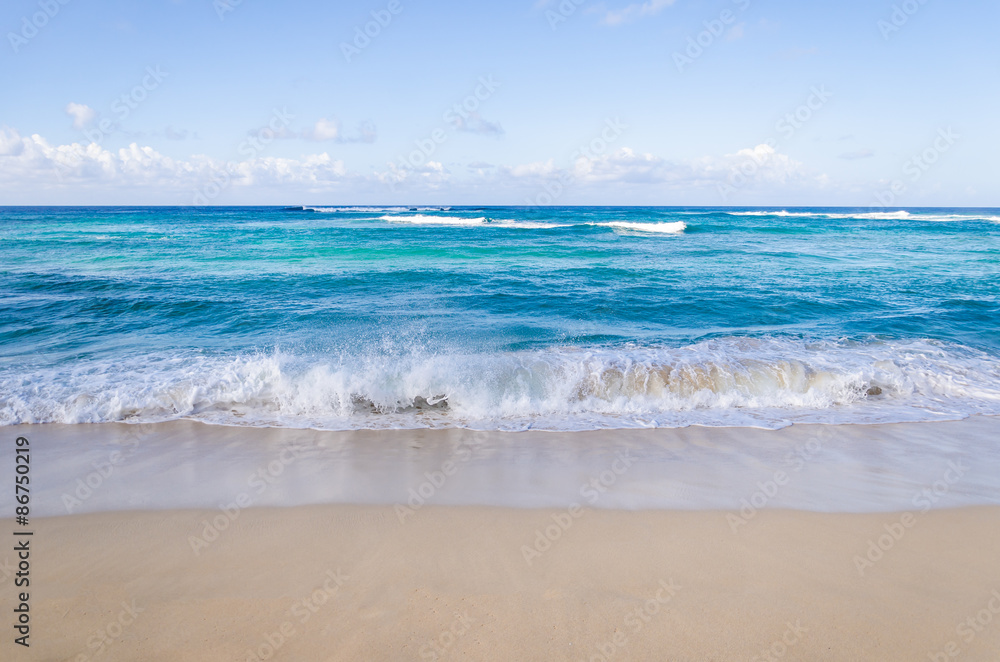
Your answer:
(0, 126), (829, 204)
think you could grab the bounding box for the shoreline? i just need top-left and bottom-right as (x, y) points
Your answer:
(4, 416), (998, 518)
(2, 505), (999, 660)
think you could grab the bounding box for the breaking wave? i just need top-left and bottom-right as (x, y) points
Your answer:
(3, 338), (998, 431)
(299, 206), (452, 213)
(377, 215), (568, 229)
(599, 221), (687, 234)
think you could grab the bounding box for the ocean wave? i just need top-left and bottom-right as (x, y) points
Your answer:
(726, 210), (912, 220)
(376, 216), (685, 232)
(303, 206), (409, 213)
(724, 210), (1000, 222)
(298, 206), (456, 213)
(912, 214), (1000, 223)
(724, 210), (810, 217)
(500, 221), (570, 229)
(3, 338), (998, 431)
(376, 215), (568, 229)
(599, 221), (687, 234)
(378, 214), (490, 226)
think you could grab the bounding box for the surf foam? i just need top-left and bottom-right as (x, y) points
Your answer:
(600, 221), (687, 234)
(3, 338), (998, 431)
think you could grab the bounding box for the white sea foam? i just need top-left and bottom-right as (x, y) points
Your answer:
(3, 338), (998, 431)
(376, 215), (568, 229)
(302, 206), (455, 213)
(304, 206), (411, 213)
(378, 214), (490, 226)
(599, 221), (687, 234)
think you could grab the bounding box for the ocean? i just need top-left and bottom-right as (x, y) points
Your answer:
(2, 205), (999, 432)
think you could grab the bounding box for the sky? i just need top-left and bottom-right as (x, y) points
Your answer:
(0, 0), (997, 206)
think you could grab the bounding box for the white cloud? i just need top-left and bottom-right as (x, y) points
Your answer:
(304, 118), (340, 142)
(721, 144), (805, 184)
(376, 160), (449, 191)
(0, 127), (25, 156)
(65, 103), (96, 129)
(300, 118), (376, 143)
(454, 143), (824, 206)
(500, 159), (558, 179)
(0, 127), (352, 202)
(603, 0), (676, 26)
(490, 144), (808, 191)
(571, 147), (670, 183)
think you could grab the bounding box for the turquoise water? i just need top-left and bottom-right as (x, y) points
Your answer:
(1, 206), (999, 430)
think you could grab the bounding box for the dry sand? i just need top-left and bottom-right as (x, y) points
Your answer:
(2, 504), (1000, 661)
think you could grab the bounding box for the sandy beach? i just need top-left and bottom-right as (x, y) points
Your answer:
(1, 419), (999, 659)
(1, 504), (999, 661)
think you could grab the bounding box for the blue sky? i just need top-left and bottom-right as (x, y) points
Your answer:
(0, 0), (997, 205)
